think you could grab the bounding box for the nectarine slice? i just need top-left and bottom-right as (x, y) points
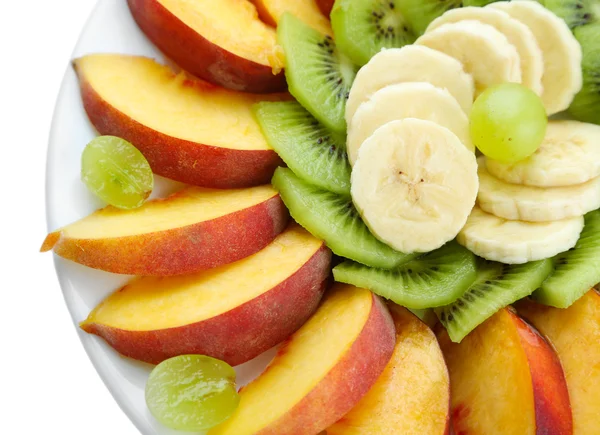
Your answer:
(210, 284), (396, 435)
(438, 308), (572, 435)
(75, 54), (285, 188)
(251, 0), (332, 35)
(517, 290), (600, 434)
(127, 0), (286, 93)
(41, 185), (288, 276)
(328, 304), (450, 435)
(80, 224), (330, 366)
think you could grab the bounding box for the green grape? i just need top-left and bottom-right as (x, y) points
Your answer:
(81, 136), (153, 209)
(145, 355), (240, 431)
(469, 83), (547, 163)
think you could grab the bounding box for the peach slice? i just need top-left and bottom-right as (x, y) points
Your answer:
(210, 284), (396, 435)
(75, 54), (286, 189)
(41, 185), (288, 276)
(517, 290), (600, 434)
(251, 0), (332, 35)
(438, 308), (572, 435)
(80, 225), (330, 366)
(328, 304), (450, 435)
(315, 0), (334, 16)
(127, 0), (286, 93)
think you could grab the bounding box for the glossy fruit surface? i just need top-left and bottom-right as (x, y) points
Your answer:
(470, 83), (547, 163)
(81, 135), (153, 209)
(145, 355), (240, 431)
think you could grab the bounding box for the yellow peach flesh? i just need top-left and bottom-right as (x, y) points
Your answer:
(62, 185), (278, 239)
(82, 225), (323, 330)
(75, 54), (276, 151)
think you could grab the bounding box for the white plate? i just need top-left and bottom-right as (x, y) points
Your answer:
(46, 1), (277, 433)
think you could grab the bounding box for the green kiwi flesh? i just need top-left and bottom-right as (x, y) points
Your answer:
(277, 13), (357, 133)
(253, 101), (351, 195)
(332, 241), (477, 309)
(533, 209), (600, 308)
(569, 23), (600, 124)
(544, 0), (600, 29)
(397, 0), (463, 35)
(330, 0), (416, 66)
(271, 167), (417, 269)
(436, 258), (553, 343)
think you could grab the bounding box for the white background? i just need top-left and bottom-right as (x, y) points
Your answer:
(2, 1), (138, 433)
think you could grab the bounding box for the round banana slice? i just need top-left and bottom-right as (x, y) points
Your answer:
(351, 119), (478, 254)
(347, 82), (473, 166)
(416, 20), (521, 96)
(457, 206), (584, 264)
(488, 1), (582, 115)
(478, 159), (600, 222)
(486, 121), (600, 187)
(426, 7), (543, 96)
(345, 45), (474, 124)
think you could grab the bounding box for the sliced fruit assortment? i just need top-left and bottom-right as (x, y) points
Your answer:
(517, 290), (600, 434)
(209, 284), (396, 435)
(80, 224), (330, 366)
(333, 241), (476, 309)
(42, 0), (600, 432)
(327, 305), (450, 435)
(75, 54), (287, 189)
(41, 185), (288, 276)
(272, 167), (417, 269)
(464, 120), (600, 265)
(278, 13), (357, 133)
(330, 0), (415, 67)
(435, 257), (552, 342)
(438, 308), (573, 434)
(351, 119), (477, 253)
(127, 0), (286, 93)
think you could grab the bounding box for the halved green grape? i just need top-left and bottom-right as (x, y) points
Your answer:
(470, 83), (547, 163)
(81, 135), (153, 209)
(145, 355), (240, 432)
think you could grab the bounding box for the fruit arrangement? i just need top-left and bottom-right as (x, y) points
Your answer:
(42, 0), (600, 433)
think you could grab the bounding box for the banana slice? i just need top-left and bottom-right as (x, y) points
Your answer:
(345, 46), (474, 124)
(457, 206), (584, 264)
(426, 7), (543, 96)
(416, 20), (521, 96)
(486, 121), (600, 187)
(488, 1), (582, 115)
(351, 119), (478, 254)
(347, 82), (473, 166)
(478, 159), (600, 222)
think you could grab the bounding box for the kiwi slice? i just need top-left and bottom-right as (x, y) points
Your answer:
(271, 167), (417, 269)
(397, 0), (463, 36)
(333, 242), (477, 309)
(254, 101), (350, 195)
(544, 0), (600, 29)
(278, 13), (357, 133)
(330, 0), (416, 66)
(569, 23), (600, 124)
(533, 209), (600, 308)
(436, 258), (553, 343)
(462, 0), (500, 5)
